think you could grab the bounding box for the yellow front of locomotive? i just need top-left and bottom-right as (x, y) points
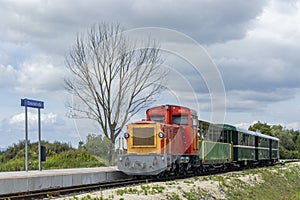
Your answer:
(126, 122), (164, 154)
(118, 121), (168, 176)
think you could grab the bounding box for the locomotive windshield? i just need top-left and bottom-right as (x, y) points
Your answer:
(172, 115), (189, 125)
(149, 115), (165, 123)
(132, 127), (155, 146)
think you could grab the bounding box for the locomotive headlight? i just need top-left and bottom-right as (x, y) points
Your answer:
(158, 132), (164, 138)
(124, 132), (130, 139)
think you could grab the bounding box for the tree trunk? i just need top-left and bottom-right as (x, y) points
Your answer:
(108, 139), (115, 166)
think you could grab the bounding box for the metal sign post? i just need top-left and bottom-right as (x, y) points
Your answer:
(25, 106), (28, 172)
(38, 108), (42, 171)
(21, 98), (44, 172)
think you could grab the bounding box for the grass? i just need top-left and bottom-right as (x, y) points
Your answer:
(115, 182), (165, 197)
(166, 193), (181, 200)
(296, 188), (300, 199)
(224, 164), (300, 200)
(64, 163), (300, 200)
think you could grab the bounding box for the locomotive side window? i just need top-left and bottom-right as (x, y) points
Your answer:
(192, 116), (198, 130)
(172, 115), (189, 125)
(192, 117), (198, 126)
(149, 115), (165, 123)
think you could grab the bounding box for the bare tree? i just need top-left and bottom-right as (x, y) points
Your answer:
(65, 23), (166, 165)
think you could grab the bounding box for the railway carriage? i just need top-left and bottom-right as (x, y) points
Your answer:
(233, 127), (279, 166)
(198, 123), (233, 169)
(118, 105), (280, 176)
(232, 127), (256, 163)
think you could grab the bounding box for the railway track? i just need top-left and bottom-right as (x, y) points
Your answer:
(0, 175), (195, 200)
(0, 172), (205, 200)
(1, 160), (297, 200)
(0, 178), (142, 200)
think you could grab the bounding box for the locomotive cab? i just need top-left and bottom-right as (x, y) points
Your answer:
(146, 105), (199, 154)
(118, 105), (199, 176)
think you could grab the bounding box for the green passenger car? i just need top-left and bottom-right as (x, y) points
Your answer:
(198, 121), (279, 164)
(271, 140), (279, 159)
(199, 141), (232, 164)
(198, 122), (234, 164)
(232, 129), (256, 161)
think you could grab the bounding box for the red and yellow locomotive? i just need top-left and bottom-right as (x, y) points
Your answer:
(118, 104), (280, 176)
(118, 105), (200, 176)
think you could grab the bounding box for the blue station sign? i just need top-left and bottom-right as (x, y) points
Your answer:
(21, 98), (44, 109)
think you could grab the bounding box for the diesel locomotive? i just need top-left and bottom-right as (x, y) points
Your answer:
(117, 105), (279, 176)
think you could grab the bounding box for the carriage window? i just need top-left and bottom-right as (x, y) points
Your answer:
(172, 115), (189, 125)
(249, 135), (255, 146)
(272, 140), (278, 148)
(221, 131), (228, 143)
(239, 132), (245, 145)
(218, 132), (223, 142)
(149, 115), (165, 123)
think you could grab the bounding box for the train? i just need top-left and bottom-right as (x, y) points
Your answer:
(118, 105), (279, 176)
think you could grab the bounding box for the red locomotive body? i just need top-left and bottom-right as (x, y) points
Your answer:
(118, 105), (200, 176)
(146, 105), (199, 155)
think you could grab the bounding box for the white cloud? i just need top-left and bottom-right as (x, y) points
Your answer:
(15, 54), (66, 94)
(235, 121), (300, 132)
(285, 122), (300, 130)
(0, 111), (82, 147)
(0, 54), (66, 94)
(1, 52), (66, 95)
(0, 65), (18, 88)
(248, 0), (300, 46)
(205, 0), (300, 115)
(234, 122), (256, 130)
(9, 112), (58, 129)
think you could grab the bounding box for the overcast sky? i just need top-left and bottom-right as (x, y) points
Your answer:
(1, 0), (300, 148)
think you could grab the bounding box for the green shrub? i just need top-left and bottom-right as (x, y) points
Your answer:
(0, 141), (107, 172)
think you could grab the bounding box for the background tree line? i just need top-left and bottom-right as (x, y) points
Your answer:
(249, 121), (300, 159)
(0, 140), (107, 172)
(78, 133), (114, 161)
(0, 133), (117, 172)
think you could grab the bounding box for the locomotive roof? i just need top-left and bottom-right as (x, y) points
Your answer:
(147, 104), (197, 115)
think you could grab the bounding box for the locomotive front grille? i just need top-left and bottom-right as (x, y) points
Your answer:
(132, 127), (155, 146)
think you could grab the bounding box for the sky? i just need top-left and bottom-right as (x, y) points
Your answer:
(0, 0), (300, 148)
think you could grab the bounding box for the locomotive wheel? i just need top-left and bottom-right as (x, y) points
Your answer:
(163, 171), (170, 179)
